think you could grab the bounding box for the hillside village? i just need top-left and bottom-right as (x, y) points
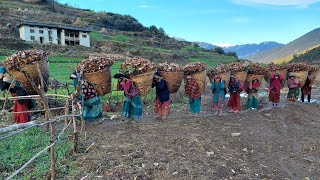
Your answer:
(0, 0), (320, 180)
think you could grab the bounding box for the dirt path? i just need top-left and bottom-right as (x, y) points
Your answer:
(67, 99), (320, 179)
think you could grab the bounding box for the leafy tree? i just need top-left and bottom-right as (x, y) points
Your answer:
(214, 47), (225, 54)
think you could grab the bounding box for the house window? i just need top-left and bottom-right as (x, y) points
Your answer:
(30, 36), (35, 41)
(82, 34), (87, 38)
(48, 30), (53, 41)
(39, 30), (44, 34)
(30, 29), (35, 33)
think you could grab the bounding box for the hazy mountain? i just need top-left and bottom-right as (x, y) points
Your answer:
(247, 27), (320, 63)
(197, 41), (284, 58)
(224, 42), (284, 58)
(196, 42), (217, 49)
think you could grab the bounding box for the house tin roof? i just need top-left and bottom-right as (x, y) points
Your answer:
(18, 21), (92, 32)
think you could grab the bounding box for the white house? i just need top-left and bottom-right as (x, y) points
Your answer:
(18, 22), (92, 47)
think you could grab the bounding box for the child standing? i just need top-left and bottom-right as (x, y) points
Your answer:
(227, 75), (242, 113)
(287, 74), (300, 102)
(211, 74), (226, 115)
(269, 73), (284, 106)
(246, 77), (261, 109)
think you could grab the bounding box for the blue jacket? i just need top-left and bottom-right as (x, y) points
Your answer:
(211, 80), (226, 103)
(153, 79), (170, 103)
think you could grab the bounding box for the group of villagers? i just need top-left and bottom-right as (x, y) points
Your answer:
(111, 70), (315, 122)
(0, 56), (317, 124)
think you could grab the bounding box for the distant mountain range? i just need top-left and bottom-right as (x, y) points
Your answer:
(247, 27), (320, 63)
(224, 42), (284, 58)
(197, 41), (284, 58)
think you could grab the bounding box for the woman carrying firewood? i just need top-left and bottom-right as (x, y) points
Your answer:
(301, 72), (313, 103)
(227, 75), (242, 113)
(287, 74), (300, 102)
(114, 73), (143, 122)
(269, 73), (284, 106)
(0, 66), (35, 124)
(152, 71), (170, 119)
(211, 74), (226, 115)
(185, 75), (201, 114)
(70, 72), (103, 122)
(245, 77), (261, 110)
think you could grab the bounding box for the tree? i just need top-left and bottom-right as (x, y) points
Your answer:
(214, 47), (225, 54)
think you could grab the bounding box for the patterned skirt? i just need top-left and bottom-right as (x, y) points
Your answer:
(287, 87), (300, 102)
(122, 95), (143, 121)
(213, 94), (225, 110)
(189, 97), (201, 114)
(269, 89), (280, 103)
(154, 98), (170, 116)
(227, 93), (240, 110)
(83, 96), (102, 121)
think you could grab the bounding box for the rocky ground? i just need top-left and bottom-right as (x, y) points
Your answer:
(64, 86), (320, 180)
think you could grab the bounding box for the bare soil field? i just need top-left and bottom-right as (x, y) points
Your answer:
(67, 87), (320, 180)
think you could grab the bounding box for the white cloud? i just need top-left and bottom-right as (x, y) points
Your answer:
(212, 43), (235, 47)
(138, 4), (149, 8)
(233, 0), (320, 6)
(233, 17), (251, 23)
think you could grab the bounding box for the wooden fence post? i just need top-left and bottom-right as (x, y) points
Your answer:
(72, 95), (78, 154)
(64, 97), (69, 127)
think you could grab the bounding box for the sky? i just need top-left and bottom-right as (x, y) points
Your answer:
(57, 0), (320, 46)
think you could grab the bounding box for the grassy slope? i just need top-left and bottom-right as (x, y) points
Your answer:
(272, 44), (320, 64)
(0, 128), (72, 179)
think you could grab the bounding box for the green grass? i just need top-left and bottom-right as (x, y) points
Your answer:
(49, 56), (83, 63)
(0, 128), (72, 179)
(110, 35), (135, 42)
(89, 32), (106, 42)
(0, 56), (7, 61)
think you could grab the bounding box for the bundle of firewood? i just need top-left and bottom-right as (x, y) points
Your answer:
(307, 65), (319, 72)
(207, 64), (229, 75)
(4, 50), (48, 71)
(247, 64), (266, 75)
(266, 63), (286, 71)
(120, 57), (156, 76)
(287, 63), (308, 72)
(183, 62), (207, 75)
(227, 62), (246, 72)
(77, 56), (114, 73)
(158, 62), (183, 72)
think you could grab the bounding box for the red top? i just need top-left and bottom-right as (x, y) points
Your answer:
(117, 79), (140, 98)
(287, 78), (300, 89)
(269, 73), (284, 93)
(185, 79), (201, 100)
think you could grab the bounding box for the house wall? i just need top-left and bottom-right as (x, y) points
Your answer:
(79, 31), (90, 47)
(19, 25), (58, 44)
(60, 29), (66, 46)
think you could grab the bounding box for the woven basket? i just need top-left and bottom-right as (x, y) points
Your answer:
(190, 70), (207, 93)
(208, 71), (231, 85)
(5, 60), (49, 83)
(5, 60), (49, 95)
(246, 74), (264, 82)
(289, 71), (308, 88)
(309, 70), (319, 83)
(232, 71), (247, 83)
(131, 71), (155, 96)
(84, 67), (112, 96)
(159, 71), (184, 93)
